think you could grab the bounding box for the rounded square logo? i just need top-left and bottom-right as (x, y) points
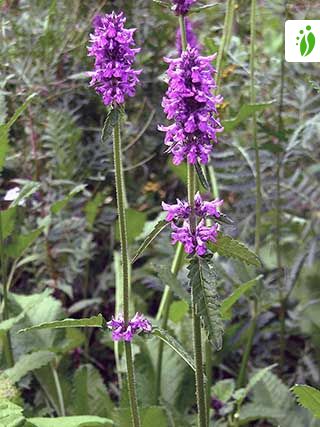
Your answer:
(285, 20), (320, 62)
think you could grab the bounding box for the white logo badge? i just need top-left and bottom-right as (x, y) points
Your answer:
(285, 20), (320, 62)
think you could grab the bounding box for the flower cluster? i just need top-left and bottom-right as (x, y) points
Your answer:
(162, 192), (223, 256)
(171, 0), (197, 15)
(87, 12), (141, 106)
(176, 18), (201, 54)
(159, 46), (223, 165)
(107, 312), (152, 341)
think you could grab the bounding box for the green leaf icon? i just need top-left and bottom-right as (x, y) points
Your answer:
(300, 31), (316, 57)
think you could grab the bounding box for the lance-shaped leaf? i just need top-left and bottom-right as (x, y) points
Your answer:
(18, 314), (105, 334)
(222, 101), (274, 132)
(291, 385), (320, 418)
(152, 327), (195, 372)
(6, 227), (43, 259)
(188, 257), (224, 350)
(132, 220), (169, 263)
(208, 233), (261, 267)
(221, 275), (262, 319)
(101, 107), (123, 143)
(27, 415), (115, 426)
(3, 351), (56, 383)
(195, 162), (210, 190)
(156, 264), (190, 303)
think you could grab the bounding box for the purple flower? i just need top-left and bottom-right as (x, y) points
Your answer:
(87, 12), (141, 106)
(176, 19), (201, 54)
(107, 312), (152, 342)
(171, 0), (197, 15)
(163, 193), (223, 256)
(159, 46), (223, 165)
(162, 198), (191, 221)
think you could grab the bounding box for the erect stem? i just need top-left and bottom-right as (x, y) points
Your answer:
(236, 300), (257, 388)
(277, 0), (287, 374)
(179, 15), (207, 427)
(250, 0), (262, 256)
(208, 0), (235, 199)
(113, 118), (141, 427)
(155, 242), (184, 402)
(0, 211), (14, 368)
(236, 0), (260, 389)
(51, 362), (66, 417)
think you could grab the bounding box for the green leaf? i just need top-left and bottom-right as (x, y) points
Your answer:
(0, 399), (25, 427)
(6, 93), (37, 129)
(156, 264), (190, 303)
(169, 300), (189, 323)
(188, 257), (224, 350)
(84, 192), (105, 229)
(72, 364), (114, 417)
(18, 314), (105, 334)
(0, 125), (9, 173)
(221, 275), (262, 319)
(27, 415), (114, 427)
(291, 385), (320, 418)
(152, 327), (195, 372)
(195, 162), (210, 190)
(1, 207), (16, 239)
(101, 107), (122, 144)
(132, 220), (169, 263)
(6, 228), (43, 259)
(10, 181), (40, 207)
(260, 142), (284, 154)
(116, 208), (147, 245)
(222, 102), (274, 132)
(239, 403), (284, 423)
(212, 379), (235, 403)
(208, 233), (261, 267)
(51, 184), (86, 214)
(3, 351), (56, 383)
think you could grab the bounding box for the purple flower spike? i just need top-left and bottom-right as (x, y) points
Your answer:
(163, 193), (223, 256)
(159, 46), (223, 165)
(87, 12), (141, 106)
(176, 19), (201, 54)
(107, 312), (152, 342)
(171, 0), (197, 15)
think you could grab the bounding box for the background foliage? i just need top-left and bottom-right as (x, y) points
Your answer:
(0, 0), (320, 426)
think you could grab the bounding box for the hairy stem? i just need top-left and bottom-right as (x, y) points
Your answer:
(250, 0), (262, 255)
(113, 119), (141, 427)
(236, 0), (260, 387)
(277, 1), (287, 374)
(179, 15), (207, 426)
(0, 211), (14, 367)
(192, 287), (207, 427)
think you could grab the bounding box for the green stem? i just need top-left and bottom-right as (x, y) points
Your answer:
(155, 242), (184, 402)
(216, 0), (235, 92)
(113, 119), (141, 427)
(208, 0), (235, 199)
(192, 287), (207, 427)
(277, 0), (287, 373)
(0, 211), (14, 368)
(236, 300), (257, 388)
(180, 15), (207, 426)
(250, 0), (262, 256)
(51, 363), (66, 416)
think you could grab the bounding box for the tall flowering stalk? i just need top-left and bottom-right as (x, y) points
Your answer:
(88, 12), (141, 427)
(156, 3), (223, 423)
